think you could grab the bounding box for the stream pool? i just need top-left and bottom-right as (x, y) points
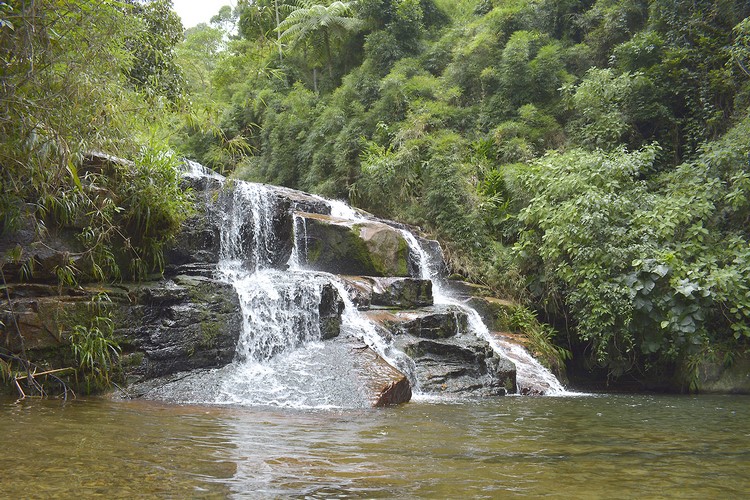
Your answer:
(2, 393), (748, 498)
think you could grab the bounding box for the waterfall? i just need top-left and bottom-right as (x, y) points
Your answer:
(397, 228), (568, 395)
(218, 181), (278, 276)
(160, 161), (568, 407)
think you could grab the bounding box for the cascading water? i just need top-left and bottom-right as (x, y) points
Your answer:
(155, 161), (567, 407)
(398, 228), (568, 395)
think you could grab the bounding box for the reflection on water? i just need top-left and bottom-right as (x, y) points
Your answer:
(2, 394), (749, 498)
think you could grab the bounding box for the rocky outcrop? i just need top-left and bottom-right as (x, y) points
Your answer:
(296, 213), (412, 277)
(318, 282), (345, 340)
(677, 354), (750, 394)
(115, 275), (241, 380)
(365, 305), (517, 396)
(339, 276), (433, 309)
(163, 176), (223, 277)
(0, 276), (242, 382)
(0, 204), (87, 284)
(1, 156), (529, 403)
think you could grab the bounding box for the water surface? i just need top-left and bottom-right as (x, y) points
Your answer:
(3, 394), (748, 498)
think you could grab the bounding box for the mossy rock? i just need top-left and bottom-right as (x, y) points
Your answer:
(299, 213), (411, 277)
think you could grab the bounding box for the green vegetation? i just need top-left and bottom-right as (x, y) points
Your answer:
(172, 0), (749, 385)
(2, 0), (749, 387)
(0, 0), (190, 394)
(68, 293), (121, 393)
(0, 0), (192, 283)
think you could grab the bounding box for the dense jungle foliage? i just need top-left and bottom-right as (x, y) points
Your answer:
(2, 0), (750, 386)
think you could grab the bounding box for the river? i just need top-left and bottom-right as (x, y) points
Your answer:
(3, 393), (748, 498)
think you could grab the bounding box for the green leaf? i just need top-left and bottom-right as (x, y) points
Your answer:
(67, 161), (83, 191)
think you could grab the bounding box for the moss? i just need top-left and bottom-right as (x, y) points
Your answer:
(350, 225), (381, 275)
(307, 238), (323, 264)
(200, 320), (219, 349)
(122, 351), (144, 367)
(396, 237), (409, 277)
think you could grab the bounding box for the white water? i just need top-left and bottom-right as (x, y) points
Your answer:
(174, 162), (567, 406)
(397, 228), (568, 395)
(182, 159), (225, 180)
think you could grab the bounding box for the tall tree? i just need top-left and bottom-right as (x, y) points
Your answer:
(277, 0), (362, 86)
(124, 0), (186, 101)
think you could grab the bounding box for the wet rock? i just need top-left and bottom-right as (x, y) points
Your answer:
(0, 275), (243, 382)
(267, 184), (331, 216)
(342, 336), (412, 407)
(462, 296), (517, 331)
(373, 376), (412, 406)
(116, 275), (241, 380)
(397, 336), (516, 396)
(364, 306), (516, 396)
(396, 305), (466, 339)
(296, 213), (411, 277)
(163, 186), (222, 273)
(338, 276), (373, 309)
(337, 276), (433, 310)
(318, 282), (345, 340)
(370, 277), (433, 309)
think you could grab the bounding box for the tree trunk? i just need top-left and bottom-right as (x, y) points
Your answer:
(325, 31), (333, 79)
(274, 0), (283, 63)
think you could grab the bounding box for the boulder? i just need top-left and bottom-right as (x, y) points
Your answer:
(364, 305), (516, 396)
(338, 276), (373, 309)
(338, 276), (433, 310)
(371, 277), (433, 309)
(343, 336), (412, 407)
(0, 276), (242, 382)
(296, 213), (411, 277)
(115, 274), (241, 380)
(318, 282), (345, 340)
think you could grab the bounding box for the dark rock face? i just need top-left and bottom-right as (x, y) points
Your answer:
(0, 276), (242, 383)
(0, 204), (87, 284)
(371, 277), (433, 309)
(398, 336), (516, 396)
(165, 177), (332, 275)
(338, 276), (433, 309)
(393, 306), (467, 339)
(163, 183), (222, 276)
(0, 284), (89, 356)
(365, 305), (516, 397)
(318, 282), (345, 340)
(116, 275), (241, 380)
